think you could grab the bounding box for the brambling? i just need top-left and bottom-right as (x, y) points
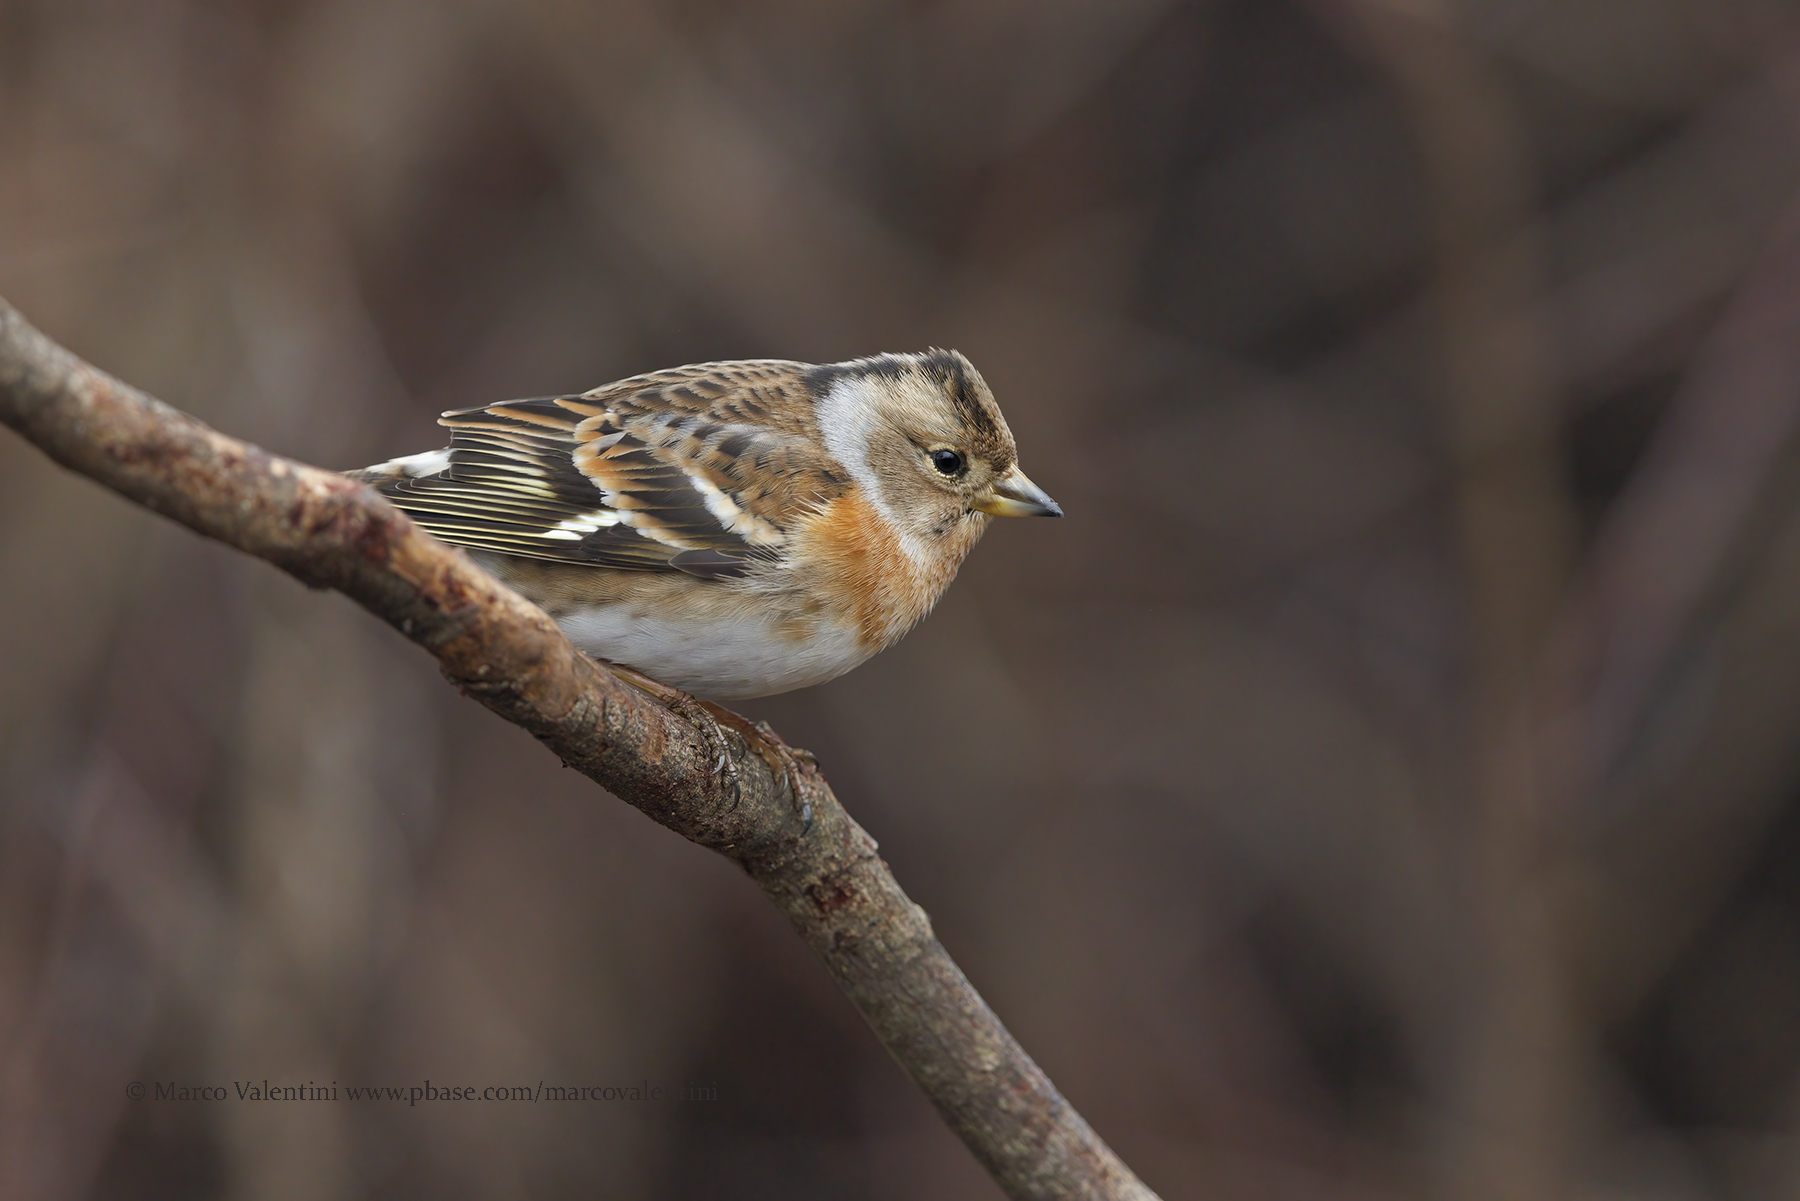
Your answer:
(352, 349), (1061, 703)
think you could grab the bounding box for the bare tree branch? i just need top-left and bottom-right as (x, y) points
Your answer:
(0, 296), (1160, 1201)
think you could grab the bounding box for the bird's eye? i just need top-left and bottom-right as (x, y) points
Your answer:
(930, 448), (965, 476)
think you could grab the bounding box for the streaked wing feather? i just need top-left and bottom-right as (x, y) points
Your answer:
(368, 370), (836, 578)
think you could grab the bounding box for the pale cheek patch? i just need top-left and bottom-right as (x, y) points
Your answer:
(813, 377), (931, 570)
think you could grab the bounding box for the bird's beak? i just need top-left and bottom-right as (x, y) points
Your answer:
(974, 466), (1064, 518)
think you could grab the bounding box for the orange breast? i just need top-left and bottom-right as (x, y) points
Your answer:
(794, 489), (944, 650)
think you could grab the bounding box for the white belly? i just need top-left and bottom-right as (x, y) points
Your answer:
(555, 605), (873, 700)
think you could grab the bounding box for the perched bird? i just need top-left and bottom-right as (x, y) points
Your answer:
(352, 349), (1061, 702)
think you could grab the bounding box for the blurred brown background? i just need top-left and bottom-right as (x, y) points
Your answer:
(5, 1), (1800, 1198)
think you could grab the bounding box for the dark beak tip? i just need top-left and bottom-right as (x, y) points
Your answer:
(1044, 501), (1065, 518)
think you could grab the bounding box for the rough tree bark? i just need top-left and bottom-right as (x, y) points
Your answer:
(0, 297), (1160, 1201)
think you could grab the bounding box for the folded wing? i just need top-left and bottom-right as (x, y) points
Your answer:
(357, 366), (840, 580)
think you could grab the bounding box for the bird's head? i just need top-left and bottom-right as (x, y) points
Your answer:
(810, 349), (1061, 562)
